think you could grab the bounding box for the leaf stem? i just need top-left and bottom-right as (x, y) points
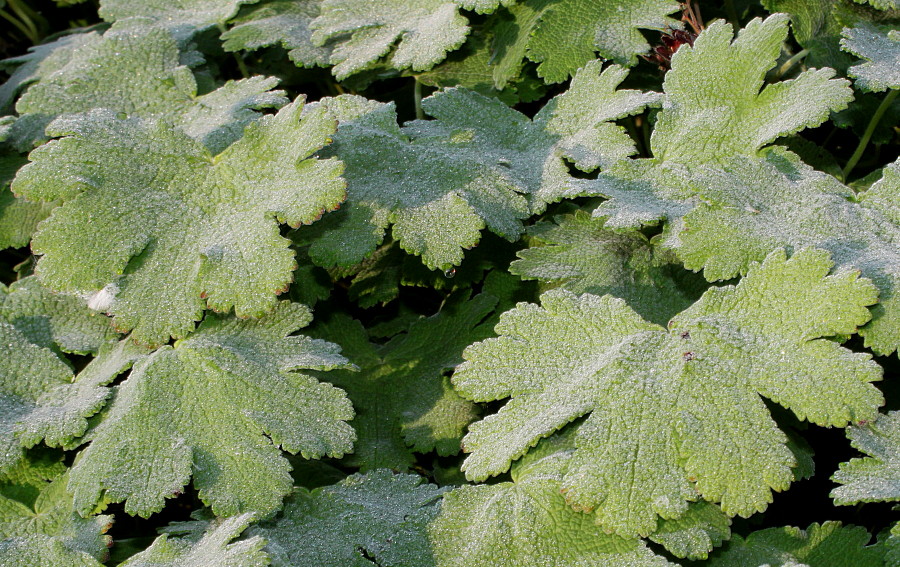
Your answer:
(217, 23), (250, 78)
(775, 48), (809, 79)
(842, 89), (898, 182)
(4, 0), (44, 44)
(0, 9), (36, 43)
(414, 79), (424, 120)
(8, 0), (38, 34)
(723, 0), (740, 30)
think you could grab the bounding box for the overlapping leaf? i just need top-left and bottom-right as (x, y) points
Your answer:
(842, 22), (900, 91)
(0, 150), (46, 250)
(0, 31), (97, 113)
(431, 432), (676, 567)
(589, 14), (852, 225)
(650, 14), (852, 165)
(222, 0), (332, 68)
(13, 100), (345, 345)
(68, 302), (355, 518)
(248, 470), (444, 566)
(0, 277), (133, 474)
(310, 0), (472, 80)
(309, 291), (494, 471)
(490, 0), (681, 85)
(831, 410), (900, 504)
(649, 501), (731, 561)
(119, 514), (268, 567)
(705, 522), (884, 566)
(856, 0), (900, 9)
(510, 209), (705, 325)
(98, 0), (260, 34)
(6, 20), (287, 153)
(579, 17), (900, 352)
(414, 26), (546, 105)
(453, 248), (882, 536)
(759, 0), (876, 71)
(677, 153), (900, 354)
(0, 460), (112, 567)
(304, 61), (659, 270)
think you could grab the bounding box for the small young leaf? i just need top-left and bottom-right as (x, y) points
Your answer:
(831, 410), (900, 504)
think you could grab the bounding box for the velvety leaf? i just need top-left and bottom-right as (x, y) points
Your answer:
(414, 26), (545, 105)
(1, 276), (118, 354)
(9, 20), (287, 153)
(0, 462), (112, 566)
(705, 522), (883, 566)
(0, 152), (51, 250)
(650, 501), (731, 560)
(68, 302), (355, 518)
(651, 14), (853, 165)
(0, 32), (97, 113)
(831, 410), (900, 504)
(119, 514), (268, 567)
(305, 63), (657, 270)
(430, 433), (675, 566)
(0, 536), (105, 567)
(677, 152), (900, 354)
(842, 22), (900, 91)
(491, 0), (682, 84)
(222, 0), (332, 68)
(310, 0), (471, 80)
(249, 470), (444, 567)
(13, 100), (345, 345)
(0, 278), (136, 473)
(98, 0), (260, 33)
(454, 248), (882, 536)
(309, 291), (493, 470)
(510, 209), (704, 325)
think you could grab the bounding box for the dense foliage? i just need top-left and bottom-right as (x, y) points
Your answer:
(1, 0), (899, 565)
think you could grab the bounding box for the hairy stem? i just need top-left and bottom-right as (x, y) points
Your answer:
(842, 89), (898, 182)
(217, 23), (250, 78)
(775, 48), (809, 79)
(414, 79), (424, 120)
(0, 9), (36, 43)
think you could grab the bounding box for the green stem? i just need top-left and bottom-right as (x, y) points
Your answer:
(217, 23), (250, 78)
(775, 48), (809, 79)
(723, 0), (740, 30)
(7, 0), (41, 42)
(0, 9), (35, 42)
(842, 89), (898, 182)
(414, 79), (424, 120)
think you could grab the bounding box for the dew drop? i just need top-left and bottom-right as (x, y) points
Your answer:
(444, 268), (456, 278)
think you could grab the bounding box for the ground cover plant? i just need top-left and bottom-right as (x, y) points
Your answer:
(1, 0), (899, 565)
